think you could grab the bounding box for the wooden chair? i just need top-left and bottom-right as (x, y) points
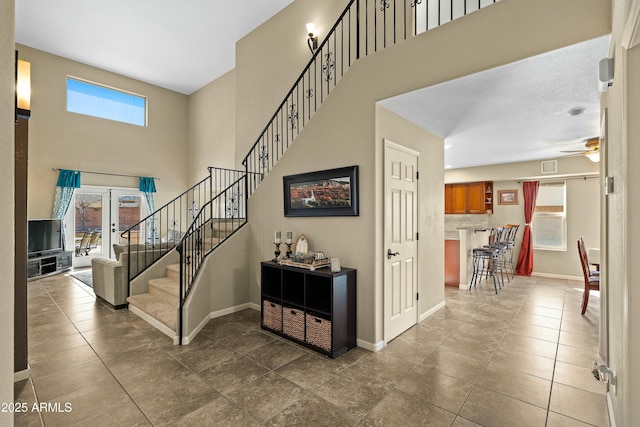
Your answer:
(578, 236), (600, 314)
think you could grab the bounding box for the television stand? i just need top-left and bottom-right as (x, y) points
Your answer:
(27, 251), (73, 280)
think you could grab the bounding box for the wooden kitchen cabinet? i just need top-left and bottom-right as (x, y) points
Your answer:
(445, 181), (493, 214)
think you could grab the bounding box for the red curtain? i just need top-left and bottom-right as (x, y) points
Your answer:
(515, 181), (540, 276)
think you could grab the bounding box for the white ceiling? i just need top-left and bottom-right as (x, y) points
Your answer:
(379, 35), (610, 169)
(15, 3), (609, 169)
(15, 0), (294, 95)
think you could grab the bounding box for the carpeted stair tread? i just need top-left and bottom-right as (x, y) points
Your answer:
(167, 264), (180, 280)
(148, 277), (179, 304)
(127, 293), (176, 331)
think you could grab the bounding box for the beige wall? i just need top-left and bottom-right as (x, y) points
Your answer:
(240, 0), (609, 346)
(445, 157), (600, 277)
(375, 105), (445, 329)
(16, 45), (189, 219)
(188, 69), (236, 184)
(1, 0), (15, 422)
(234, 0), (346, 166)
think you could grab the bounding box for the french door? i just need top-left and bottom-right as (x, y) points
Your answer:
(65, 186), (147, 267)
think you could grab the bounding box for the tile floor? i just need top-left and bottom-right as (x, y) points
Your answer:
(15, 271), (609, 426)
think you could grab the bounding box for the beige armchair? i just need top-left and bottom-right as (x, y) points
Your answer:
(91, 243), (175, 308)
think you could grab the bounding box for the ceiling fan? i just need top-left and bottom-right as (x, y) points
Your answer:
(561, 137), (600, 162)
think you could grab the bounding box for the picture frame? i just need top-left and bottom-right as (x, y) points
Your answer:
(283, 166), (359, 217)
(498, 189), (519, 205)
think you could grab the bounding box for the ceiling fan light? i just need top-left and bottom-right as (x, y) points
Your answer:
(586, 151), (600, 162)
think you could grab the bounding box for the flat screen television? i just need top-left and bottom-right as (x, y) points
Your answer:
(28, 219), (63, 256)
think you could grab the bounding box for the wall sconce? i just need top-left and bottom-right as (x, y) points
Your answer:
(585, 151), (600, 163)
(15, 51), (31, 122)
(306, 22), (318, 53)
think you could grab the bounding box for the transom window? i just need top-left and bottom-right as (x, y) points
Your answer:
(66, 77), (147, 127)
(533, 182), (567, 251)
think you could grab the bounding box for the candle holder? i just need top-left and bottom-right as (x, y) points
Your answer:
(285, 243), (293, 259)
(273, 242), (282, 261)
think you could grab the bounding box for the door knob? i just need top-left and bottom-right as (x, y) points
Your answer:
(387, 249), (400, 259)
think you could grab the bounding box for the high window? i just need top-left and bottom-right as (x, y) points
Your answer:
(533, 182), (566, 251)
(66, 77), (146, 126)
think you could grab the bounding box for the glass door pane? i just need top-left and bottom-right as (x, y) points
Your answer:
(111, 189), (147, 257)
(71, 189), (109, 268)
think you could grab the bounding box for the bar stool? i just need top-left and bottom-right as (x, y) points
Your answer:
(484, 226), (510, 285)
(504, 224), (520, 278)
(469, 246), (502, 294)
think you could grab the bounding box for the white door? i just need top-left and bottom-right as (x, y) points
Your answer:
(65, 186), (146, 266)
(110, 189), (147, 257)
(384, 140), (419, 343)
(68, 188), (109, 268)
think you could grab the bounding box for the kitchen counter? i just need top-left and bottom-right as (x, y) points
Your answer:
(445, 227), (490, 288)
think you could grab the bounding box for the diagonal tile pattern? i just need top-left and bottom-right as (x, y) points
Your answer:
(15, 271), (609, 426)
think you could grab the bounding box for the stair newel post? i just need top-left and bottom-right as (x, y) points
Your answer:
(356, 0), (361, 60)
(125, 229), (131, 299)
(177, 241), (184, 345)
(208, 166), (213, 228)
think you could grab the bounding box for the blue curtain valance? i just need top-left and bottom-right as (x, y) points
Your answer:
(139, 177), (156, 193)
(56, 169), (81, 188)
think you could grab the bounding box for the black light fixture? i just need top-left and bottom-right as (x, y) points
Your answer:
(306, 22), (318, 53)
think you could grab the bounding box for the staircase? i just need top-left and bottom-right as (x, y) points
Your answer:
(127, 264), (180, 334)
(120, 0), (499, 344)
(125, 218), (239, 342)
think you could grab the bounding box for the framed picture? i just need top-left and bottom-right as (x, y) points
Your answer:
(498, 189), (519, 205)
(283, 166), (359, 217)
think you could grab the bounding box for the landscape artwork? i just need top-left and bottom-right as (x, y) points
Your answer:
(283, 166), (359, 217)
(289, 177), (351, 209)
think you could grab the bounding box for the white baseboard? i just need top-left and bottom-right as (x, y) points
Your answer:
(532, 272), (582, 281)
(180, 302), (259, 345)
(419, 301), (446, 322)
(14, 367), (30, 382)
(607, 392), (616, 427)
(357, 338), (384, 352)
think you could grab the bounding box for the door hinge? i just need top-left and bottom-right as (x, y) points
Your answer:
(416, 232), (419, 240)
(416, 292), (419, 301)
(416, 171), (419, 179)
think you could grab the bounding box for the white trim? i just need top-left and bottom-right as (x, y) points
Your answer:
(622, 0), (640, 49)
(531, 271), (582, 281)
(357, 338), (385, 352)
(384, 139), (420, 157)
(14, 367), (30, 382)
(607, 392), (616, 427)
(458, 284), (468, 290)
(181, 302), (260, 345)
(419, 301), (446, 322)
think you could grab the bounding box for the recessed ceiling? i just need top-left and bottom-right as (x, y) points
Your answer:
(379, 35), (610, 169)
(15, 0), (294, 95)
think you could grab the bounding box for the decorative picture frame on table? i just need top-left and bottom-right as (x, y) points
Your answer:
(283, 166), (359, 217)
(498, 189), (519, 205)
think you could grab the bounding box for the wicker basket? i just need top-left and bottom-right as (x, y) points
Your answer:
(283, 307), (305, 341)
(305, 314), (332, 351)
(262, 300), (282, 332)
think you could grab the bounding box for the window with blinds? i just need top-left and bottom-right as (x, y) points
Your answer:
(533, 182), (566, 251)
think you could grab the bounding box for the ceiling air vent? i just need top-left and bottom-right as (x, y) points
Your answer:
(541, 160), (558, 174)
